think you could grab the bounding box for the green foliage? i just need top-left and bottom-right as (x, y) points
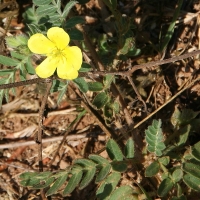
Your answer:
(160, 0), (183, 52)
(20, 138), (136, 198)
(73, 77), (89, 93)
(145, 119), (166, 156)
(145, 161), (160, 177)
(0, 35), (34, 106)
(93, 92), (109, 109)
(96, 172), (121, 200)
(106, 139), (123, 161)
(2, 0), (200, 199)
(158, 178), (174, 197)
(124, 138), (135, 159)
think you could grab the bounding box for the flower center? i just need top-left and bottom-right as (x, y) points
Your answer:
(50, 47), (65, 59)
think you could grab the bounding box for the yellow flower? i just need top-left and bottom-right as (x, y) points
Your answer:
(28, 27), (82, 80)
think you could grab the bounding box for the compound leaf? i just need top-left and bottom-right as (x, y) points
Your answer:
(145, 119), (166, 156)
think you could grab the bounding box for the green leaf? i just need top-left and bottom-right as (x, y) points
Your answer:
(158, 156), (170, 166)
(124, 138), (134, 159)
(0, 69), (15, 75)
(20, 172), (40, 180)
(20, 172), (52, 187)
(23, 7), (37, 24)
(65, 16), (85, 29)
(73, 77), (88, 93)
(36, 5), (57, 17)
(48, 13), (62, 24)
(145, 161), (160, 177)
(63, 166), (83, 196)
(89, 154), (111, 183)
(103, 75), (114, 89)
(62, 1), (78, 18)
(111, 161), (127, 172)
(89, 155), (110, 165)
(10, 51), (26, 60)
(33, 0), (51, 6)
(120, 37), (135, 55)
(5, 36), (22, 48)
(191, 141), (200, 161)
(104, 103), (113, 119)
(145, 119), (166, 156)
(106, 139), (123, 161)
(16, 35), (28, 45)
(171, 107), (199, 128)
(109, 186), (133, 200)
(88, 82), (104, 91)
(46, 173), (68, 196)
(112, 102), (120, 114)
(0, 55), (19, 66)
(68, 28), (84, 40)
(57, 83), (68, 105)
(32, 177), (55, 189)
(158, 178), (174, 197)
(96, 164), (111, 183)
(79, 62), (92, 72)
(96, 172), (121, 200)
(160, 0), (183, 51)
(183, 162), (200, 179)
(25, 57), (35, 75)
(93, 92), (109, 109)
(183, 173), (200, 192)
(27, 24), (43, 35)
(74, 159), (96, 189)
(20, 178), (41, 187)
(172, 169), (183, 183)
(177, 124), (191, 146)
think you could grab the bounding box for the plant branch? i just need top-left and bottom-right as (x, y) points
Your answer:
(35, 79), (53, 172)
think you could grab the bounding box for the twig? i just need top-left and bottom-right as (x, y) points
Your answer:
(0, 134), (93, 149)
(1, 50), (200, 90)
(0, 78), (52, 90)
(127, 76), (147, 113)
(48, 110), (86, 167)
(88, 49), (200, 76)
(133, 77), (200, 129)
(36, 79), (53, 172)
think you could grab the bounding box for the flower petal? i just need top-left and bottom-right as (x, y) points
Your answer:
(35, 57), (57, 78)
(47, 27), (70, 50)
(28, 33), (55, 54)
(63, 46), (82, 70)
(57, 57), (78, 80)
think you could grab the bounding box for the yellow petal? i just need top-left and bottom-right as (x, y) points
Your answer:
(63, 46), (82, 70)
(47, 27), (70, 50)
(57, 57), (78, 79)
(35, 57), (57, 78)
(28, 33), (55, 54)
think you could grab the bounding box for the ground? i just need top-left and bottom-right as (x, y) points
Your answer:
(1, 0), (200, 199)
